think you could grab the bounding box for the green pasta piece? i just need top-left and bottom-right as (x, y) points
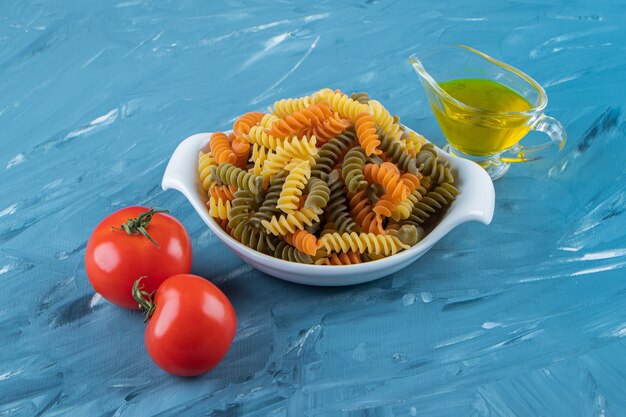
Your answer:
(325, 170), (357, 233)
(342, 146), (368, 193)
(311, 130), (356, 178)
(304, 177), (330, 212)
(365, 183), (385, 203)
(378, 130), (419, 174)
(275, 240), (313, 264)
(241, 224), (279, 255)
(250, 171), (287, 227)
(416, 143), (454, 185)
(211, 162), (264, 194)
(351, 92), (370, 104)
(392, 115), (405, 134)
(228, 190), (277, 255)
(387, 224), (421, 246)
(228, 190), (257, 238)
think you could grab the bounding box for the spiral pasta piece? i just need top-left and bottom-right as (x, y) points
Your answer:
(348, 190), (385, 234)
(342, 146), (368, 193)
(415, 143), (454, 185)
(303, 112), (351, 145)
(275, 240), (313, 264)
(261, 136), (318, 177)
(270, 96), (312, 118)
(198, 151), (217, 191)
(304, 177), (330, 213)
(228, 190), (257, 237)
(315, 90), (369, 120)
(391, 190), (421, 222)
(319, 232), (410, 256)
(366, 182), (385, 202)
(211, 162), (265, 194)
(400, 173), (421, 193)
(208, 196), (232, 220)
(317, 251), (362, 265)
(379, 131), (419, 174)
(364, 162), (408, 204)
(368, 100), (403, 144)
(240, 224), (279, 255)
(246, 125), (286, 150)
(285, 229), (320, 256)
(404, 131), (425, 156)
(248, 143), (271, 176)
(351, 92), (370, 104)
(277, 159), (311, 214)
(354, 112), (381, 156)
(262, 208), (320, 236)
(311, 130), (356, 179)
(267, 102), (333, 138)
(208, 185), (237, 202)
(231, 136), (251, 168)
(250, 172), (287, 227)
(210, 132), (237, 165)
(233, 112), (265, 137)
(325, 170), (357, 233)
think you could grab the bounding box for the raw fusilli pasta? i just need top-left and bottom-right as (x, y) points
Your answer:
(210, 132), (236, 165)
(342, 146), (368, 193)
(260, 136), (317, 177)
(277, 159), (310, 215)
(199, 88), (459, 265)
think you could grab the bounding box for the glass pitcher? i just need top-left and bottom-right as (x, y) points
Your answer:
(408, 45), (566, 180)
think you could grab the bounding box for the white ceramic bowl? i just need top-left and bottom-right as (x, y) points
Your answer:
(162, 129), (495, 286)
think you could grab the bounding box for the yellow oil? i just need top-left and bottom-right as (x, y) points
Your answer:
(433, 78), (533, 156)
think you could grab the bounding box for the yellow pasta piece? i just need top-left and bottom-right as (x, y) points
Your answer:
(198, 151), (217, 192)
(319, 232), (410, 256)
(261, 136), (317, 177)
(208, 196), (232, 220)
(261, 208), (320, 236)
(404, 130), (426, 155)
(314, 90), (369, 120)
(248, 143), (271, 177)
(245, 125), (286, 150)
(277, 159), (311, 215)
(391, 191), (421, 222)
(368, 100), (403, 143)
(269, 96), (312, 118)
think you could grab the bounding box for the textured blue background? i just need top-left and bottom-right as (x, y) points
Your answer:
(1, 1), (625, 416)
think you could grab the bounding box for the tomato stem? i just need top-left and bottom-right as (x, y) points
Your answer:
(111, 208), (169, 248)
(132, 277), (156, 322)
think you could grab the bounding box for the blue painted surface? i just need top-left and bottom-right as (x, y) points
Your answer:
(1, 0), (625, 415)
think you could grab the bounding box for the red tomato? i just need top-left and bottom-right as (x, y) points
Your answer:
(134, 274), (237, 376)
(85, 206), (192, 309)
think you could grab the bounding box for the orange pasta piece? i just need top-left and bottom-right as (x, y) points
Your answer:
(303, 112), (352, 145)
(285, 229), (320, 256)
(399, 172), (421, 193)
(363, 162), (408, 204)
(233, 112), (265, 137)
(373, 196), (397, 218)
(348, 190), (386, 234)
(323, 251), (361, 265)
(354, 112), (381, 156)
(231, 136), (251, 168)
(209, 185), (237, 202)
(210, 132), (237, 164)
(266, 102), (333, 138)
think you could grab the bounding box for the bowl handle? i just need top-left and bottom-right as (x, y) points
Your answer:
(454, 157), (496, 225)
(162, 133), (211, 194)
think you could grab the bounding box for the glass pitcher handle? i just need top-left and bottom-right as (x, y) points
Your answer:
(500, 115), (567, 163)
